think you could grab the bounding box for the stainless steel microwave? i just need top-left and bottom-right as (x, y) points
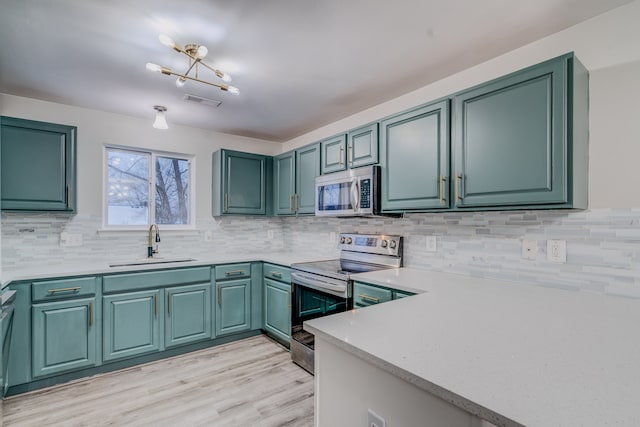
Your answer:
(315, 165), (382, 217)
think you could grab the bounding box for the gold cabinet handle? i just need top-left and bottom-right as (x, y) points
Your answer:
(225, 270), (244, 276)
(270, 271), (282, 278)
(339, 146), (344, 166)
(289, 194), (293, 212)
(89, 302), (93, 327)
(167, 291), (171, 314)
(347, 144), (353, 166)
(439, 175), (446, 205)
(154, 293), (158, 317)
(455, 173), (463, 201)
(294, 193), (299, 212)
(66, 185), (70, 207)
(358, 294), (380, 303)
(47, 286), (81, 294)
(218, 286), (222, 306)
(224, 193), (229, 212)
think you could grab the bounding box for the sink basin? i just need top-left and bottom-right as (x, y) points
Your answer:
(109, 257), (197, 268)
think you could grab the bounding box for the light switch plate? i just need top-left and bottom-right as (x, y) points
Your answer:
(60, 232), (83, 247)
(267, 230), (274, 240)
(204, 230), (214, 242)
(521, 239), (537, 260)
(547, 239), (567, 263)
(368, 409), (386, 427)
(426, 236), (437, 252)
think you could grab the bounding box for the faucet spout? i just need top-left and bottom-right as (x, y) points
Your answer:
(148, 224), (160, 258)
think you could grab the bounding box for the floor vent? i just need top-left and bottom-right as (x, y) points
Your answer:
(183, 94), (222, 108)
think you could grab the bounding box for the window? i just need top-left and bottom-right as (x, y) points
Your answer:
(105, 146), (194, 228)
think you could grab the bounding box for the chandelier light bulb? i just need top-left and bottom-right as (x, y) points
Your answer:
(196, 45), (208, 59)
(158, 34), (176, 48)
(215, 70), (232, 82)
(146, 63), (162, 72)
(226, 85), (240, 95)
(175, 77), (186, 87)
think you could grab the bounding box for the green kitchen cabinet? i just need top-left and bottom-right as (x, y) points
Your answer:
(263, 263), (292, 346)
(212, 149), (272, 216)
(103, 290), (161, 362)
(320, 124), (378, 174)
(215, 278), (251, 337)
(380, 100), (450, 212)
(164, 283), (212, 348)
(353, 282), (392, 308)
(452, 53), (588, 209)
(0, 116), (76, 212)
(273, 143), (320, 215)
(32, 297), (96, 378)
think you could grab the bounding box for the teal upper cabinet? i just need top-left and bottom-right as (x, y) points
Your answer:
(164, 283), (212, 348)
(380, 100), (450, 212)
(274, 143), (320, 215)
(453, 53), (588, 209)
(212, 149), (271, 216)
(0, 116), (77, 212)
(320, 134), (347, 174)
(348, 123), (379, 169)
(321, 124), (378, 174)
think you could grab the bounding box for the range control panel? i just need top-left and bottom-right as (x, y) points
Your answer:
(337, 233), (403, 257)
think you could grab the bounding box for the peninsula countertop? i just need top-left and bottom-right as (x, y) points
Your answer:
(305, 268), (640, 426)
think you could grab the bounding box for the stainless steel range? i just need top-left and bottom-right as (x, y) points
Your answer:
(290, 233), (403, 373)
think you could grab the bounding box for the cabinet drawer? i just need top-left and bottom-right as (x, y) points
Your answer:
(263, 263), (291, 283)
(353, 282), (392, 307)
(32, 277), (97, 302)
(215, 263), (251, 280)
(393, 290), (415, 299)
(103, 267), (211, 293)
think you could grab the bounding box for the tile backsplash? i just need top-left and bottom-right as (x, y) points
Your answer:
(3, 208), (640, 297)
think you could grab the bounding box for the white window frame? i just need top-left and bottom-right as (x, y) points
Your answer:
(103, 145), (196, 230)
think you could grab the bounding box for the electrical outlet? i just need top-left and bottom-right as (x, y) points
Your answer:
(329, 232), (336, 242)
(426, 236), (437, 252)
(204, 230), (213, 242)
(60, 232), (83, 247)
(267, 230), (274, 240)
(547, 239), (567, 263)
(368, 409), (386, 427)
(521, 239), (537, 260)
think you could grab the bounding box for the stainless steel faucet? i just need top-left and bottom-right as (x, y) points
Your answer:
(148, 224), (160, 258)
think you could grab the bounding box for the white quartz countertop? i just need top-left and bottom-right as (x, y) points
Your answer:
(305, 268), (640, 427)
(0, 251), (328, 288)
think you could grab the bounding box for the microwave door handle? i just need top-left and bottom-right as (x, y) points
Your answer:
(351, 180), (360, 211)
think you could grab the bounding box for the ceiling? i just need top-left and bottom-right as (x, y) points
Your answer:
(0, 0), (632, 142)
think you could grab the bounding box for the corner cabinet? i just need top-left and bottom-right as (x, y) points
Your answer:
(452, 53), (588, 209)
(212, 149), (272, 216)
(274, 143), (320, 215)
(0, 116), (77, 212)
(380, 100), (450, 212)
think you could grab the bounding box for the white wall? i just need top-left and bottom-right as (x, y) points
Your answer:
(283, 0), (640, 209)
(0, 94), (282, 218)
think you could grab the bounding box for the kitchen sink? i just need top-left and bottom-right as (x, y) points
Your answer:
(108, 257), (197, 267)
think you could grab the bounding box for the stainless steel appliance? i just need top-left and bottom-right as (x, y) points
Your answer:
(315, 165), (384, 217)
(290, 233), (403, 373)
(1, 287), (16, 397)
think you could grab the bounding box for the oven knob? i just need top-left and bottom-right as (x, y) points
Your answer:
(381, 239), (388, 248)
(340, 236), (345, 244)
(390, 240), (397, 249)
(346, 237), (353, 244)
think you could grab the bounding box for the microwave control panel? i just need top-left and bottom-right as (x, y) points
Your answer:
(360, 178), (371, 209)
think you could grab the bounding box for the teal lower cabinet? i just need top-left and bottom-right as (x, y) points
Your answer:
(32, 297), (96, 378)
(353, 281), (416, 308)
(103, 290), (161, 362)
(215, 278), (251, 336)
(165, 283), (212, 348)
(263, 278), (291, 346)
(393, 290), (414, 299)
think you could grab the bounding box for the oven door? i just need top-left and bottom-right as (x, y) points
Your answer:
(290, 277), (351, 373)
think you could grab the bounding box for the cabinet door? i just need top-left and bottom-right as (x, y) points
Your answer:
(263, 278), (291, 344)
(222, 150), (267, 214)
(348, 123), (379, 168)
(103, 290), (160, 362)
(165, 283), (211, 348)
(1, 117), (76, 212)
(453, 58), (567, 207)
(32, 298), (96, 377)
(320, 134), (347, 174)
(215, 279), (251, 336)
(380, 100), (450, 212)
(274, 151), (296, 215)
(295, 143), (320, 214)
(353, 282), (392, 308)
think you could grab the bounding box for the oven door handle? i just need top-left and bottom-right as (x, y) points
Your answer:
(350, 180), (360, 212)
(291, 272), (347, 296)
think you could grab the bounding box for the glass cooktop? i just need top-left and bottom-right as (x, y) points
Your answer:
(291, 259), (392, 281)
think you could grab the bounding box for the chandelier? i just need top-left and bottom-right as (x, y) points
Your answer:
(146, 34), (239, 95)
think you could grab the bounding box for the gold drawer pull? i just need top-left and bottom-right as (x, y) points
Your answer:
(47, 286), (81, 294)
(224, 193), (229, 212)
(154, 293), (158, 317)
(439, 175), (446, 205)
(167, 291), (171, 314)
(218, 287), (222, 306)
(339, 146), (344, 166)
(358, 294), (380, 303)
(89, 302), (93, 327)
(225, 270), (244, 276)
(270, 271), (283, 278)
(289, 194), (293, 212)
(455, 173), (463, 201)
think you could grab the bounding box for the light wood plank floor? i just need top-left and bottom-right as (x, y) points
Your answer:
(1, 335), (314, 426)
